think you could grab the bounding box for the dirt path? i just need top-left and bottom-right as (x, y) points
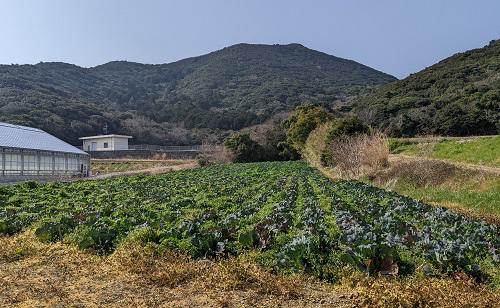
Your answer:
(389, 154), (500, 175)
(91, 161), (199, 179)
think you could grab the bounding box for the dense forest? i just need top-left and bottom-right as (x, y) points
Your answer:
(0, 43), (396, 145)
(352, 39), (500, 136)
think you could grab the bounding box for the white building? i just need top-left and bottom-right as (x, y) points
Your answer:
(0, 122), (90, 179)
(79, 134), (133, 151)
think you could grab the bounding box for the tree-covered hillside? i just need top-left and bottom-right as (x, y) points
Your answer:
(353, 39), (500, 136)
(0, 43), (396, 145)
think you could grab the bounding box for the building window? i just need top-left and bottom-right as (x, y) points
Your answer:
(23, 152), (37, 175)
(55, 155), (66, 172)
(4, 152), (21, 174)
(68, 155), (79, 171)
(103, 142), (109, 149)
(39, 154), (53, 174)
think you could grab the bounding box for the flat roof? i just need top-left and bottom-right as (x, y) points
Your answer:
(79, 134), (133, 140)
(0, 122), (88, 155)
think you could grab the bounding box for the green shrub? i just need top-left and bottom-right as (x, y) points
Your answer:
(197, 158), (210, 167)
(276, 141), (300, 161)
(224, 133), (262, 162)
(283, 105), (331, 152)
(223, 133), (298, 163)
(326, 116), (370, 140)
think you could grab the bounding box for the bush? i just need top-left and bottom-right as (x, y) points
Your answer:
(322, 132), (389, 178)
(283, 105), (331, 152)
(302, 122), (332, 168)
(304, 119), (389, 179)
(223, 133), (262, 163)
(197, 158), (210, 167)
(223, 132), (299, 163)
(303, 116), (386, 178)
(198, 142), (235, 165)
(276, 141), (300, 161)
(326, 116), (370, 140)
(320, 116), (373, 171)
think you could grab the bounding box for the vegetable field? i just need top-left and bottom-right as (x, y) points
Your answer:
(0, 161), (498, 282)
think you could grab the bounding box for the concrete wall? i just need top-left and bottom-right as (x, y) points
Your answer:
(82, 137), (129, 151)
(112, 137), (129, 150)
(88, 150), (199, 160)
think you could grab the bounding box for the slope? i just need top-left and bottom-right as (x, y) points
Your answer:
(353, 39), (500, 136)
(0, 43), (396, 145)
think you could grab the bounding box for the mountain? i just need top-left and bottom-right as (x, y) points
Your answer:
(0, 43), (396, 145)
(352, 39), (500, 136)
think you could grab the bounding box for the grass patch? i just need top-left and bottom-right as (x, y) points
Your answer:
(372, 157), (500, 223)
(389, 136), (500, 167)
(391, 177), (500, 223)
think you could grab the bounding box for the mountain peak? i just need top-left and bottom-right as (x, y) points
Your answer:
(0, 43), (396, 144)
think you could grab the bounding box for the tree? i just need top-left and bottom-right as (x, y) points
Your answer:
(223, 133), (261, 162)
(326, 116), (370, 139)
(283, 105), (331, 152)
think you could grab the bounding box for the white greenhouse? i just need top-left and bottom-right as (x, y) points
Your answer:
(0, 122), (90, 181)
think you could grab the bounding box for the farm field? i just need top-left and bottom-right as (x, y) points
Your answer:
(389, 135), (500, 167)
(1, 161), (498, 298)
(91, 159), (194, 175)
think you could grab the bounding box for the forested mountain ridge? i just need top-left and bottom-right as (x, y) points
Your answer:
(352, 39), (500, 136)
(0, 43), (396, 145)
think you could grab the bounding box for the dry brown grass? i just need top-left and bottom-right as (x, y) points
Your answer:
(91, 159), (190, 175)
(305, 129), (389, 179)
(328, 132), (389, 179)
(2, 232), (499, 307)
(349, 274), (500, 308)
(374, 157), (478, 188)
(198, 142), (235, 165)
(0, 232), (348, 307)
(371, 155), (500, 224)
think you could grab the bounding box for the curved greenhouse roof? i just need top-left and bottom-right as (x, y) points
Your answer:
(0, 122), (87, 155)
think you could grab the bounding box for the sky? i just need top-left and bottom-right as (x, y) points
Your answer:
(0, 0), (499, 78)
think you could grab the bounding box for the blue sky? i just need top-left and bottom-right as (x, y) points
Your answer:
(0, 0), (499, 78)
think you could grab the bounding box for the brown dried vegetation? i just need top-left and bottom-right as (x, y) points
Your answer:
(349, 274), (500, 308)
(0, 232), (348, 307)
(2, 232), (499, 307)
(198, 142), (235, 165)
(304, 128), (389, 179)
